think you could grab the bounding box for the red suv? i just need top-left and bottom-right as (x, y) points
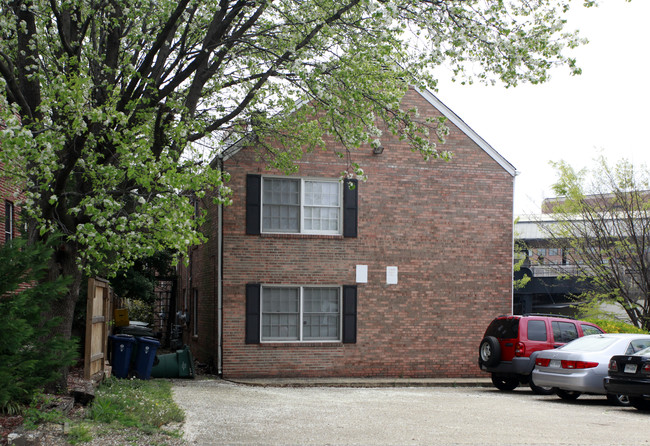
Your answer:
(478, 314), (604, 394)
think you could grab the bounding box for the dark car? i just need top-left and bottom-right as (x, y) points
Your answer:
(604, 346), (650, 411)
(478, 314), (604, 394)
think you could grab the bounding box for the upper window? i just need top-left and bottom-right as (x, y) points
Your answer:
(261, 286), (341, 342)
(4, 201), (14, 242)
(262, 177), (341, 234)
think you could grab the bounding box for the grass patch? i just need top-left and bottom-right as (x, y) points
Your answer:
(89, 377), (185, 430)
(12, 378), (185, 444)
(66, 422), (93, 445)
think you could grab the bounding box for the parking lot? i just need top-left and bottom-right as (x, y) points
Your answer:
(172, 379), (649, 445)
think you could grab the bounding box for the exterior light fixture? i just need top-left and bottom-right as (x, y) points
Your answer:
(373, 145), (384, 155)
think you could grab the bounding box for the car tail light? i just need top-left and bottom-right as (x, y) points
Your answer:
(515, 342), (525, 357)
(535, 358), (551, 367)
(609, 359), (618, 372)
(642, 363), (650, 374)
(561, 360), (598, 369)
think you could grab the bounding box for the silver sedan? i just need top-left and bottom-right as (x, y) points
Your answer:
(531, 333), (650, 405)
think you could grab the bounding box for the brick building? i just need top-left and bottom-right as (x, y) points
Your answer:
(177, 88), (516, 378)
(0, 163), (20, 244)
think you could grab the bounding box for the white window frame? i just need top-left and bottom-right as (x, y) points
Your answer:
(260, 285), (342, 343)
(260, 176), (342, 235)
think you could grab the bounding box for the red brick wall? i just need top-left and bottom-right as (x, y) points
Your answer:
(187, 88), (514, 378)
(0, 163), (21, 244)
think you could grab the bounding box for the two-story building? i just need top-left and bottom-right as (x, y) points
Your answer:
(177, 87), (516, 378)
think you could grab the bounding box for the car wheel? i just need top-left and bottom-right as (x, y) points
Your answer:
(479, 336), (501, 367)
(629, 397), (650, 411)
(606, 393), (630, 406)
(555, 389), (581, 401)
(529, 377), (554, 395)
(491, 374), (518, 391)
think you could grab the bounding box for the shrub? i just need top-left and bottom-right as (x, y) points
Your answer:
(0, 238), (78, 412)
(22, 394), (68, 430)
(126, 299), (154, 325)
(583, 318), (648, 334)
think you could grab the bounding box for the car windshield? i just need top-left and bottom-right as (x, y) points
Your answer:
(558, 335), (618, 352)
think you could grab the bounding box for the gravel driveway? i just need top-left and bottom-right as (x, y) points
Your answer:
(172, 378), (649, 445)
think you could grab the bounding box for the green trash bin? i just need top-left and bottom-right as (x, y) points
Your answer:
(151, 345), (195, 379)
(176, 345), (194, 378)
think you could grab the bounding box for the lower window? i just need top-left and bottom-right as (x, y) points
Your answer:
(261, 286), (340, 342)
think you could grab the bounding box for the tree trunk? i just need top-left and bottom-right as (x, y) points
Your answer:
(44, 238), (83, 392)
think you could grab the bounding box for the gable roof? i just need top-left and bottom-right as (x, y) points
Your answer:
(219, 88), (517, 177)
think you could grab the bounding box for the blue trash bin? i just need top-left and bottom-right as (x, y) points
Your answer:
(134, 336), (160, 379)
(109, 334), (136, 378)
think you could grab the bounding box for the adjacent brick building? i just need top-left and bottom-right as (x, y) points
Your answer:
(1, 163), (20, 244)
(177, 88), (516, 378)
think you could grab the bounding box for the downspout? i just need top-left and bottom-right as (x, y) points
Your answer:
(511, 170), (520, 315)
(217, 156), (224, 376)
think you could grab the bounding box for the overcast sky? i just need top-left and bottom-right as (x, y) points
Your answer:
(433, 1), (650, 216)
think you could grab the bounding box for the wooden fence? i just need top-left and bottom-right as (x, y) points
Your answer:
(84, 277), (113, 380)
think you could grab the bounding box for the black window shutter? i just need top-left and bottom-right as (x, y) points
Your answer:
(343, 179), (358, 237)
(342, 285), (357, 344)
(245, 283), (261, 344)
(246, 174), (261, 235)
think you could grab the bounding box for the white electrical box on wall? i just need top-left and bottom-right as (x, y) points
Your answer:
(386, 266), (398, 284)
(356, 265), (368, 283)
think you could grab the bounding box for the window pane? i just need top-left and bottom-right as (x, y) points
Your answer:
(264, 178), (299, 204)
(305, 181), (339, 206)
(262, 288), (299, 341)
(581, 324), (603, 336)
(304, 181), (340, 232)
(552, 321), (579, 344)
(527, 320), (547, 342)
(304, 207), (340, 231)
(263, 178), (300, 232)
(303, 288), (339, 341)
